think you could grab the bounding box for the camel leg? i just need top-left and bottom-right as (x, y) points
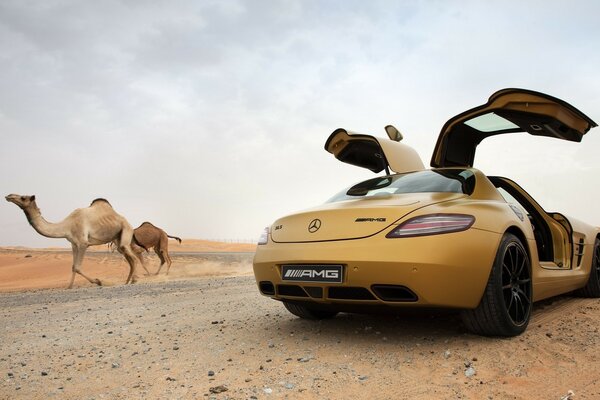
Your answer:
(154, 248), (167, 275)
(136, 252), (151, 276)
(155, 234), (173, 275)
(132, 242), (151, 276)
(118, 227), (141, 284)
(164, 250), (173, 275)
(119, 244), (139, 284)
(68, 244), (101, 288)
(116, 243), (150, 276)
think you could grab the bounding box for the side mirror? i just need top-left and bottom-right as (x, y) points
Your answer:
(384, 125), (403, 141)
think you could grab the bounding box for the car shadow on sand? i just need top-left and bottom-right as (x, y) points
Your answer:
(247, 295), (577, 345)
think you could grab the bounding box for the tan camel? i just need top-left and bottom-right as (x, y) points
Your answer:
(129, 222), (182, 275)
(5, 194), (141, 288)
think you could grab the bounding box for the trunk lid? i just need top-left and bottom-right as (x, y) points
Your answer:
(270, 192), (466, 243)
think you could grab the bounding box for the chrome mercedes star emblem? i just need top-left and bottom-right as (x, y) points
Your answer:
(308, 219), (321, 233)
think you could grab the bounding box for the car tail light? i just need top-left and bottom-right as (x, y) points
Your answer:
(258, 227), (269, 245)
(386, 214), (475, 238)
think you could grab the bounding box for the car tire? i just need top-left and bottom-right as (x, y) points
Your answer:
(283, 301), (339, 320)
(461, 233), (532, 337)
(577, 238), (600, 297)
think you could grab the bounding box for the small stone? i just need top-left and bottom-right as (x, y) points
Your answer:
(546, 332), (553, 338)
(209, 385), (228, 394)
(161, 314), (166, 317)
(443, 350), (451, 359)
(173, 346), (179, 351)
(7, 372), (14, 378)
(24, 254), (32, 258)
(112, 363), (119, 369)
(208, 370), (215, 377)
(358, 375), (368, 381)
(285, 383), (294, 389)
(263, 387), (273, 394)
(41, 371), (48, 376)
(166, 377), (176, 381)
(211, 321), (219, 324)
(465, 367), (476, 378)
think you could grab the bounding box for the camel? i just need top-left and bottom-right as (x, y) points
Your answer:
(126, 222), (182, 275)
(5, 194), (141, 288)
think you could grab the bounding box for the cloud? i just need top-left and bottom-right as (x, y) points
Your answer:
(1, 0), (600, 246)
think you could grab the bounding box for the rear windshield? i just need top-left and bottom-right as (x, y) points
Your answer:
(326, 169), (475, 203)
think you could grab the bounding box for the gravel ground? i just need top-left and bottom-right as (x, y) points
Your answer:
(1, 267), (600, 399)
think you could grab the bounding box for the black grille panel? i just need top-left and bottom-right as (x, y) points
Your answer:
(328, 287), (376, 300)
(371, 285), (418, 302)
(277, 285), (308, 297)
(303, 287), (324, 298)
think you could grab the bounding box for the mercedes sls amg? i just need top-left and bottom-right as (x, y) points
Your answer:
(253, 88), (599, 336)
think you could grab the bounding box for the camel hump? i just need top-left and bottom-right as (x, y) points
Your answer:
(138, 221), (157, 229)
(90, 198), (112, 207)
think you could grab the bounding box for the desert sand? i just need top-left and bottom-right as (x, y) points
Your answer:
(1, 244), (599, 399)
(0, 240), (256, 292)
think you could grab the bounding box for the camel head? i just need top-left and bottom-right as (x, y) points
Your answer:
(5, 194), (37, 210)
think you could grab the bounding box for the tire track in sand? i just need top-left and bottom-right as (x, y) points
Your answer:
(531, 297), (587, 326)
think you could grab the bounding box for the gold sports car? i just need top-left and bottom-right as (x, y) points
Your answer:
(253, 88), (599, 336)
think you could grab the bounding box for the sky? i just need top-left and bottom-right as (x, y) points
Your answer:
(1, 0), (600, 247)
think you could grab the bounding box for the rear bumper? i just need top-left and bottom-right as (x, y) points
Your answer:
(253, 228), (502, 309)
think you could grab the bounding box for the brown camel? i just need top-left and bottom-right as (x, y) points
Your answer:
(5, 194), (141, 288)
(129, 222), (182, 275)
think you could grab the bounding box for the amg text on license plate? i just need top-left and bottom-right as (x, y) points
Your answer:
(281, 265), (343, 283)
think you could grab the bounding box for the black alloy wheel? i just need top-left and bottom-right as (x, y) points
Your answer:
(461, 233), (532, 336)
(501, 241), (532, 326)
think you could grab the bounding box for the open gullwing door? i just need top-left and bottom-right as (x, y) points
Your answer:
(431, 88), (597, 168)
(325, 128), (425, 174)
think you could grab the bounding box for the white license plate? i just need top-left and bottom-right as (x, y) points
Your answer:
(281, 265), (343, 283)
